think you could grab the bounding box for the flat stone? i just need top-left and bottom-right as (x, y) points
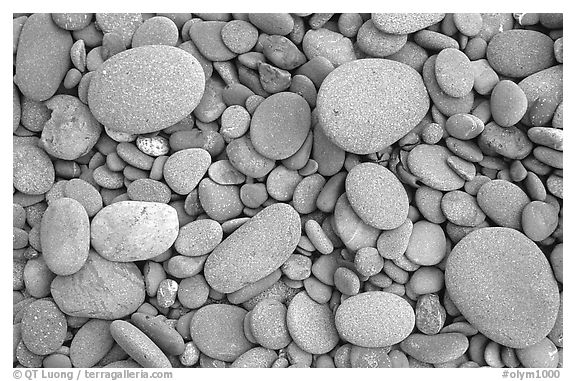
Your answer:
(476, 180), (530, 230)
(371, 13), (445, 34)
(400, 333), (469, 364)
(407, 144), (465, 191)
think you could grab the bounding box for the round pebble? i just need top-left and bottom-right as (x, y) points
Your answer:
(127, 178), (171, 203)
(190, 304), (253, 362)
(163, 148), (211, 195)
(21, 299), (67, 356)
(357, 20), (407, 57)
(377, 218), (413, 260)
(405, 220), (446, 266)
(446, 227), (560, 348)
(317, 58), (429, 154)
(88, 45), (205, 134)
(131, 16), (179, 47)
(476, 180), (530, 230)
(221, 20), (258, 54)
(407, 144), (465, 191)
(70, 319), (114, 368)
(400, 333), (469, 364)
(250, 299), (291, 350)
(335, 291), (415, 347)
(110, 320), (171, 368)
(371, 13), (445, 34)
(333, 193), (380, 251)
(521, 201), (558, 242)
(441, 190), (486, 227)
(516, 337), (559, 368)
(250, 92), (311, 160)
(346, 162), (408, 230)
(286, 291), (339, 354)
(13, 144), (55, 195)
(175, 219), (223, 257)
(435, 48), (474, 97)
(490, 80), (528, 127)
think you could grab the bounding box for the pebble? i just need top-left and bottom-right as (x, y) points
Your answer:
(262, 35), (307, 71)
(189, 21), (236, 61)
(70, 319), (114, 368)
(400, 333), (469, 364)
(302, 28), (356, 67)
(445, 113), (484, 140)
(490, 80), (528, 127)
(414, 30), (459, 51)
(441, 190), (486, 227)
(136, 135), (170, 157)
(521, 201), (558, 242)
(286, 291), (339, 354)
(248, 13), (294, 36)
(408, 144), (465, 191)
(377, 218), (413, 260)
(127, 178), (171, 203)
(250, 91), (311, 160)
(221, 20), (259, 54)
(41, 197), (90, 275)
(354, 247), (383, 277)
(371, 13), (445, 34)
(51, 13), (93, 30)
(175, 219), (223, 257)
(476, 180), (530, 230)
(435, 48), (474, 97)
(250, 299), (291, 350)
(415, 293), (446, 335)
(292, 174), (326, 214)
(88, 45), (205, 134)
(163, 148), (211, 195)
(51, 251), (145, 319)
(346, 162), (408, 230)
(130, 312), (185, 355)
(231, 347), (277, 368)
(220, 106), (251, 141)
(318, 58), (428, 154)
(23, 257), (55, 298)
(95, 13), (142, 47)
(190, 304), (253, 362)
(356, 20), (407, 57)
(204, 203), (300, 293)
(21, 299), (67, 355)
(350, 346), (392, 368)
(312, 126), (345, 177)
(13, 144), (55, 195)
(15, 13), (73, 102)
(408, 266), (444, 295)
(487, 30), (555, 78)
(446, 227), (560, 348)
(405, 220), (446, 265)
(198, 178), (244, 222)
(226, 135), (275, 178)
(110, 320), (171, 368)
(453, 13), (483, 36)
(470, 59), (499, 95)
(516, 337), (559, 368)
(131, 16), (178, 47)
(336, 291), (414, 347)
(333, 193), (380, 251)
(533, 146), (562, 169)
(91, 201), (179, 261)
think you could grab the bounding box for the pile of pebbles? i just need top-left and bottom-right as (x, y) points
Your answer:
(13, 12), (563, 369)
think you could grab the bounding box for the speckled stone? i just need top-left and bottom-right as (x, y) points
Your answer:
(250, 299), (291, 350)
(95, 13), (142, 47)
(521, 201), (558, 242)
(335, 291), (415, 347)
(88, 45), (205, 134)
(248, 13), (294, 36)
(110, 320), (171, 368)
(41, 95), (102, 160)
(405, 220), (446, 266)
(250, 92), (311, 160)
(346, 162), (408, 230)
(230, 347), (277, 368)
(175, 219), (223, 257)
(333, 193), (380, 251)
(198, 178), (244, 222)
(163, 148), (211, 195)
(302, 28), (356, 67)
(435, 48), (474, 98)
(357, 20), (407, 57)
(400, 333), (468, 364)
(476, 180), (530, 230)
(41, 197), (90, 276)
(15, 13), (73, 102)
(376, 218), (413, 260)
(446, 227), (559, 348)
(131, 16), (179, 48)
(371, 13), (445, 34)
(487, 30), (555, 78)
(518, 65), (563, 126)
(70, 319), (114, 368)
(189, 21), (237, 61)
(226, 135), (275, 178)
(21, 299), (67, 355)
(190, 304), (253, 362)
(407, 144), (465, 191)
(490, 80), (528, 127)
(317, 58), (429, 154)
(51, 251), (145, 319)
(441, 190), (486, 227)
(286, 291), (339, 354)
(90, 201), (179, 262)
(127, 178), (171, 203)
(478, 122), (533, 160)
(204, 203), (301, 293)
(13, 144), (55, 195)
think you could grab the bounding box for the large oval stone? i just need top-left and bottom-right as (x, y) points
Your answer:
(286, 291), (339, 354)
(51, 251), (145, 319)
(204, 203), (301, 293)
(88, 45), (205, 133)
(335, 291), (415, 347)
(317, 58), (429, 154)
(15, 13), (73, 101)
(346, 162), (409, 230)
(445, 227), (560, 348)
(90, 201), (179, 262)
(190, 304), (253, 362)
(41, 197), (90, 276)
